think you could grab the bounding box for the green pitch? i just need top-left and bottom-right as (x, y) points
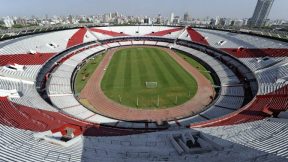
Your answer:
(101, 47), (198, 109)
(176, 50), (214, 84)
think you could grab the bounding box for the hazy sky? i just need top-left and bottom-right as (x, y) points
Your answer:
(0, 0), (287, 20)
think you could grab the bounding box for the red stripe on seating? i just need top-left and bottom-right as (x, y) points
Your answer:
(145, 27), (184, 36)
(186, 27), (209, 45)
(221, 48), (288, 58)
(0, 97), (89, 132)
(66, 27), (88, 48)
(90, 28), (130, 37)
(190, 85), (288, 128)
(0, 97), (7, 100)
(0, 53), (55, 66)
(0, 97), (155, 136)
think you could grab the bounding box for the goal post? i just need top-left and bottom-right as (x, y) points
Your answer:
(145, 82), (158, 89)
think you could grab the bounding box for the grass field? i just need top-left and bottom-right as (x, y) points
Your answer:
(101, 47), (198, 108)
(176, 50), (214, 84)
(74, 53), (104, 94)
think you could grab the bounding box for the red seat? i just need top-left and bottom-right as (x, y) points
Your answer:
(0, 53), (55, 66)
(221, 48), (288, 58)
(145, 27), (184, 36)
(191, 85), (288, 128)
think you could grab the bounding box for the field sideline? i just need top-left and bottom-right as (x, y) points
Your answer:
(74, 53), (104, 94)
(101, 47), (198, 108)
(176, 50), (214, 84)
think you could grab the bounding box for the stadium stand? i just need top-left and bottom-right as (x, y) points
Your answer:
(186, 27), (209, 45)
(66, 28), (88, 48)
(145, 27), (184, 36)
(90, 28), (130, 37)
(0, 29), (79, 54)
(0, 53), (55, 66)
(0, 25), (288, 161)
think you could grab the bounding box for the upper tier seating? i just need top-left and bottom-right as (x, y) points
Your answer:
(0, 53), (55, 66)
(89, 26), (184, 40)
(222, 48), (288, 58)
(0, 65), (43, 82)
(0, 29), (79, 54)
(186, 27), (209, 45)
(195, 28), (288, 49)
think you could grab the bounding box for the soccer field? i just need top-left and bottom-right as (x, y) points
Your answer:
(101, 47), (198, 108)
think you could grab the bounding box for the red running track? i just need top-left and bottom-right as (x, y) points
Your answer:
(80, 46), (215, 123)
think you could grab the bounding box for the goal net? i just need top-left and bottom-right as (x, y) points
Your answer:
(145, 82), (158, 89)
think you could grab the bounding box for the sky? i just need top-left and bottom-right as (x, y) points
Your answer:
(0, 0), (287, 20)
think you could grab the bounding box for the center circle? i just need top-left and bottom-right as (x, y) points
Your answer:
(100, 46), (198, 109)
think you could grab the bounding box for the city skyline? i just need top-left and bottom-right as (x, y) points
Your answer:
(0, 0), (287, 20)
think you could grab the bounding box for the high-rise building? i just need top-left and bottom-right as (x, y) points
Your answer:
(173, 16), (180, 24)
(143, 17), (152, 25)
(215, 16), (221, 26)
(170, 12), (174, 23)
(15, 18), (27, 26)
(156, 14), (163, 24)
(248, 0), (274, 27)
(68, 15), (73, 24)
(103, 13), (111, 23)
(183, 12), (191, 22)
(3, 16), (14, 28)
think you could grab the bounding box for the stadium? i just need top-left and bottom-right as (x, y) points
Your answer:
(0, 25), (288, 161)
(1, 1), (288, 161)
